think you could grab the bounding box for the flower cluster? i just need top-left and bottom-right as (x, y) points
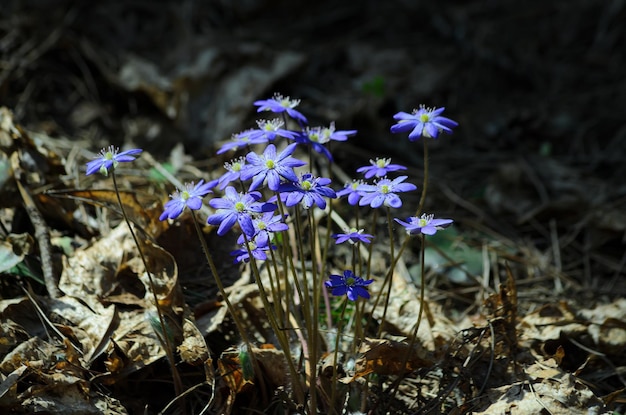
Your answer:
(86, 95), (459, 412)
(87, 94), (457, 304)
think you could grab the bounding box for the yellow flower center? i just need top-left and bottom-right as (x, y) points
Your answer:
(235, 202), (245, 212)
(380, 184), (389, 194)
(302, 180), (312, 190)
(266, 159), (275, 169)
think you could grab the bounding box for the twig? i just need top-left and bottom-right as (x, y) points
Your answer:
(16, 179), (60, 298)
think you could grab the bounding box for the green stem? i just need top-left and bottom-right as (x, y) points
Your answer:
(330, 298), (348, 414)
(111, 171), (183, 404)
(376, 208), (396, 338)
(242, 232), (306, 407)
(387, 234), (426, 405)
(416, 138), (429, 217)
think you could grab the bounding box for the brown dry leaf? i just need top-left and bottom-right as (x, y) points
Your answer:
(578, 298), (626, 356)
(365, 260), (459, 351)
(48, 188), (165, 239)
(218, 348), (255, 395)
(217, 345), (290, 394)
(95, 308), (167, 384)
(519, 301), (587, 348)
(178, 309), (214, 385)
(41, 296), (116, 365)
(474, 357), (607, 414)
(127, 239), (181, 309)
(59, 224), (141, 309)
(351, 337), (435, 380)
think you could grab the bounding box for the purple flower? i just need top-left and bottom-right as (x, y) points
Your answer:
(254, 119), (297, 142)
(159, 180), (213, 220)
(325, 270), (373, 301)
(394, 214), (453, 236)
(253, 93), (308, 124)
(390, 106), (458, 141)
(293, 129), (334, 161)
(240, 143), (306, 191)
(336, 180), (365, 206)
(356, 157), (407, 179)
(217, 129), (266, 154)
(236, 212), (288, 247)
(277, 173), (336, 210)
(313, 122), (357, 143)
(231, 240), (274, 264)
(332, 228), (373, 245)
(86, 146), (142, 176)
(357, 176), (417, 209)
(207, 186), (276, 236)
(218, 157), (247, 190)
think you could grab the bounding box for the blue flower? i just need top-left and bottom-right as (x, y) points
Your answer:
(356, 157), (407, 179)
(325, 270), (373, 301)
(159, 180), (214, 220)
(253, 93), (308, 124)
(231, 240), (274, 264)
(332, 228), (373, 245)
(254, 119), (297, 142)
(357, 176), (417, 208)
(86, 146), (142, 176)
(277, 173), (336, 210)
(240, 143), (306, 191)
(217, 129), (266, 154)
(217, 157), (247, 190)
(207, 186), (276, 236)
(316, 122), (357, 143)
(236, 212), (288, 247)
(394, 214), (453, 235)
(336, 180), (366, 206)
(390, 106), (458, 141)
(293, 129), (334, 161)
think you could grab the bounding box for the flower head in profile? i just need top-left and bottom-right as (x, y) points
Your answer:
(394, 213), (453, 235)
(253, 93), (308, 124)
(277, 172), (336, 210)
(325, 270), (374, 301)
(159, 180), (214, 221)
(236, 212), (288, 247)
(357, 176), (417, 209)
(231, 240), (274, 264)
(332, 228), (373, 245)
(207, 186), (276, 236)
(356, 157), (407, 179)
(255, 119), (297, 142)
(240, 143), (306, 191)
(86, 146), (142, 176)
(316, 122), (357, 143)
(293, 128), (334, 161)
(390, 106), (458, 141)
(218, 157), (247, 190)
(217, 129), (266, 154)
(336, 180), (366, 206)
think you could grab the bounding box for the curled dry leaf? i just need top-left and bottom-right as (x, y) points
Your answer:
(350, 337), (435, 380)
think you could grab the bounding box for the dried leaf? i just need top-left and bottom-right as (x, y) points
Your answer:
(351, 338), (434, 380)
